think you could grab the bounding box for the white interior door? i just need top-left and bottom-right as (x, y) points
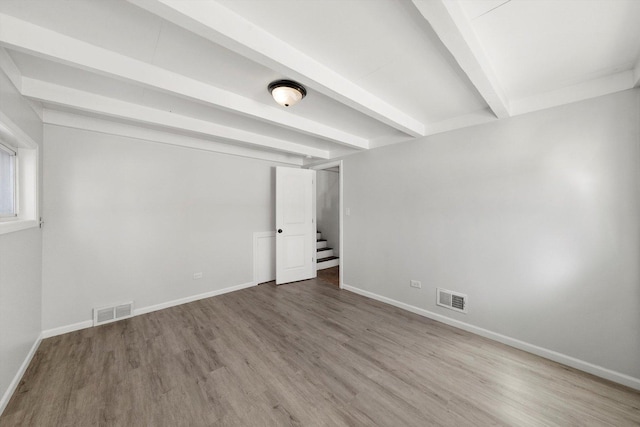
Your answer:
(276, 167), (316, 285)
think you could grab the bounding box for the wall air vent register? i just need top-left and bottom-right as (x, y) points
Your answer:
(437, 288), (467, 313)
(93, 301), (134, 326)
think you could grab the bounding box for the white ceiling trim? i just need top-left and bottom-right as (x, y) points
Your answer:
(425, 108), (497, 136)
(43, 110), (303, 165)
(510, 70), (635, 117)
(127, 0), (426, 137)
(0, 13), (366, 151)
(411, 0), (510, 119)
(0, 110), (38, 149)
(0, 46), (43, 121)
(0, 46), (20, 91)
(22, 78), (330, 159)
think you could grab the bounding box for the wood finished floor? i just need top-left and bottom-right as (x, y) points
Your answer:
(317, 266), (339, 287)
(2, 275), (639, 426)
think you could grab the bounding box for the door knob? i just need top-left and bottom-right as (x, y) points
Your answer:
(278, 229), (283, 233)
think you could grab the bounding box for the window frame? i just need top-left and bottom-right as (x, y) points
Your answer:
(0, 140), (18, 220)
(0, 116), (39, 235)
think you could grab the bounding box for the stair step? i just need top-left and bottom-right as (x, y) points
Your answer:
(315, 231), (337, 269)
(317, 247), (333, 258)
(317, 256), (339, 270)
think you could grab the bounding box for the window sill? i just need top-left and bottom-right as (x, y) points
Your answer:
(0, 219), (38, 235)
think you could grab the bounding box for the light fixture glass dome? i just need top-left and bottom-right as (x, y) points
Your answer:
(268, 80), (306, 107)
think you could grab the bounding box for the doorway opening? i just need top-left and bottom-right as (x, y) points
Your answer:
(310, 160), (343, 289)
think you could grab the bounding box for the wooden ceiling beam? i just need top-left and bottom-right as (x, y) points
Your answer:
(127, 0), (426, 137)
(22, 78), (330, 159)
(0, 13), (366, 151)
(412, 0), (511, 119)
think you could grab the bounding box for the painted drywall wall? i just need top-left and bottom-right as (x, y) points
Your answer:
(42, 125), (284, 331)
(316, 170), (340, 256)
(343, 89), (640, 380)
(0, 229), (42, 404)
(0, 66), (42, 411)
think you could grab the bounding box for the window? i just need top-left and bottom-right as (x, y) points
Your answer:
(0, 118), (38, 234)
(0, 142), (17, 218)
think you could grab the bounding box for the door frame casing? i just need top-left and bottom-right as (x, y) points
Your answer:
(309, 160), (343, 289)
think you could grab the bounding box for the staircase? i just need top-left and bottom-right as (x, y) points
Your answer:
(316, 231), (339, 270)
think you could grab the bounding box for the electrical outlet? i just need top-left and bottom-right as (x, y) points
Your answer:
(193, 272), (203, 280)
(410, 280), (421, 289)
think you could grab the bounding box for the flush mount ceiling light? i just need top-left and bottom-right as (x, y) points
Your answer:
(268, 79), (307, 107)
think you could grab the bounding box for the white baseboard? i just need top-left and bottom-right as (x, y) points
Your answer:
(134, 281), (255, 316)
(41, 320), (93, 339)
(41, 281), (257, 339)
(0, 332), (42, 416)
(343, 283), (640, 391)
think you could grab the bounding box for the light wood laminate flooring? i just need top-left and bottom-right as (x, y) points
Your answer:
(1, 276), (639, 426)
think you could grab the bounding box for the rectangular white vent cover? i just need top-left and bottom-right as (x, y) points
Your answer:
(93, 301), (134, 326)
(436, 288), (467, 313)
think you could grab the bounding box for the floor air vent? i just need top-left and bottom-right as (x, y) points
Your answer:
(93, 302), (134, 326)
(436, 288), (467, 313)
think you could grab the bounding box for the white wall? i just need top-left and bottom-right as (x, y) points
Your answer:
(343, 89), (640, 381)
(0, 65), (42, 411)
(316, 170), (340, 256)
(42, 125), (282, 331)
(0, 229), (42, 397)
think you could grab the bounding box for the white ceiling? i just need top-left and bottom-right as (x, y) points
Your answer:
(462, 0), (640, 99)
(0, 0), (638, 165)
